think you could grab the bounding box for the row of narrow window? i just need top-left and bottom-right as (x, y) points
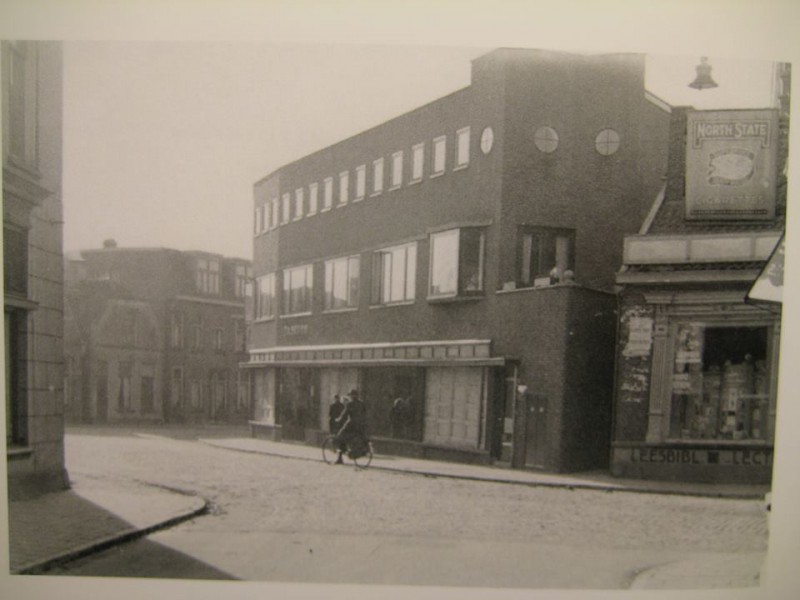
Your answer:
(253, 127), (473, 236)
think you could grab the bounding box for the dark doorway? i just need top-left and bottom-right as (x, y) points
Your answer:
(96, 360), (109, 423)
(524, 394), (548, 468)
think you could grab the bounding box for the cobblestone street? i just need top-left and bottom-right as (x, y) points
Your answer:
(45, 429), (769, 587)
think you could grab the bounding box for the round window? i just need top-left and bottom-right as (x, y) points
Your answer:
(595, 129), (620, 156)
(534, 126), (559, 153)
(480, 126), (494, 154)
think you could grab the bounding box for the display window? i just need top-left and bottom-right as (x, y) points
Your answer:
(669, 323), (771, 442)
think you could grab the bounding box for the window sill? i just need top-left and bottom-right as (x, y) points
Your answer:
(388, 185), (402, 192)
(336, 202), (349, 208)
(408, 178), (422, 186)
(293, 216), (303, 222)
(427, 294), (484, 304)
(323, 307), (359, 315)
(320, 207), (333, 213)
(8, 446), (34, 460)
(369, 300), (415, 309)
(429, 171), (445, 179)
(370, 191), (383, 198)
(279, 312), (312, 319)
(255, 316), (276, 323)
(453, 163), (469, 172)
(353, 196), (365, 203)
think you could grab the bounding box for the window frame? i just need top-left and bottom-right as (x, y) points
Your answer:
(308, 182), (319, 215)
(390, 151), (403, 190)
(428, 227), (486, 300)
(411, 143), (425, 183)
(455, 126), (471, 169)
(338, 170), (350, 206)
(255, 272), (277, 320)
(517, 226), (575, 287)
(294, 187), (304, 221)
(372, 157), (384, 196)
(281, 264), (314, 317)
(355, 164), (366, 201)
(323, 177), (334, 211)
(324, 255), (361, 312)
(371, 242), (418, 306)
(281, 193), (291, 224)
(432, 135), (446, 176)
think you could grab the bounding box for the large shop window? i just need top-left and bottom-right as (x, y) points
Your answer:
(282, 264), (313, 315)
(256, 273), (276, 319)
(324, 255), (360, 310)
(669, 324), (771, 442)
(518, 227), (574, 286)
(429, 228), (485, 298)
(372, 242), (417, 305)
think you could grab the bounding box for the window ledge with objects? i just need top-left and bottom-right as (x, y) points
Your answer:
(427, 294), (484, 304)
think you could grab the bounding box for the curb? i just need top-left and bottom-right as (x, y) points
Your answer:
(199, 439), (767, 500)
(12, 492), (210, 575)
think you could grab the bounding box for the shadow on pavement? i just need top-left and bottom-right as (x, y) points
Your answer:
(41, 537), (237, 580)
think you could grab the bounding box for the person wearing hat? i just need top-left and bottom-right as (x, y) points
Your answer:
(336, 389), (368, 460)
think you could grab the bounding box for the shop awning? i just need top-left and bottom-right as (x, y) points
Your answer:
(241, 339), (506, 368)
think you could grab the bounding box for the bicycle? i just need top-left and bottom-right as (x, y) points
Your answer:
(321, 434), (373, 469)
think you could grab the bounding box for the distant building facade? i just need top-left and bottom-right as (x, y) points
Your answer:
(3, 41), (69, 498)
(64, 244), (252, 425)
(611, 65), (790, 483)
(245, 48), (671, 471)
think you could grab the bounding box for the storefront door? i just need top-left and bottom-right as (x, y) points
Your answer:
(424, 367), (483, 448)
(524, 394), (548, 468)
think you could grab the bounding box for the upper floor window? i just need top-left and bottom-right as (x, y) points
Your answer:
(411, 143), (424, 182)
(429, 228), (485, 298)
(308, 182), (319, 215)
(391, 151), (403, 189)
(235, 264), (252, 298)
(372, 242), (417, 305)
(4, 41), (38, 168)
(323, 177), (334, 210)
(255, 273), (276, 319)
(294, 188), (304, 220)
(191, 317), (204, 351)
(432, 136), (446, 175)
(325, 255), (360, 311)
(234, 318), (247, 352)
(455, 127), (471, 168)
(339, 171), (350, 205)
(262, 203), (270, 232)
(196, 259), (220, 295)
(282, 264), (313, 316)
(372, 158), (384, 195)
(213, 328), (224, 352)
(271, 198), (279, 229)
(281, 193), (291, 224)
(518, 226), (575, 286)
(355, 165), (366, 201)
(170, 312), (184, 349)
(254, 207), (261, 236)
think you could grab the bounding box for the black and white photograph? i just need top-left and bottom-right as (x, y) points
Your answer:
(3, 2), (800, 599)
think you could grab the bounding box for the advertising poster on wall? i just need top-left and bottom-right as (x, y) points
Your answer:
(686, 109), (779, 220)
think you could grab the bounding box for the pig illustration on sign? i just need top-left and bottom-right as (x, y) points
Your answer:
(707, 148), (755, 186)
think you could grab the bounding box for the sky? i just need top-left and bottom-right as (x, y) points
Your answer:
(61, 42), (780, 260)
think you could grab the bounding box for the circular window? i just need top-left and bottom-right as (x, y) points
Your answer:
(534, 126), (559, 153)
(480, 126), (494, 154)
(595, 129), (620, 156)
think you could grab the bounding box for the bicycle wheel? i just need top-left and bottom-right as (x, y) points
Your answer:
(352, 442), (373, 469)
(321, 436), (339, 465)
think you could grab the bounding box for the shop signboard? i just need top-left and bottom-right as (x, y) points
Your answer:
(685, 109), (778, 221)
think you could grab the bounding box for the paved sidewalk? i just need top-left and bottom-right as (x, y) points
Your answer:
(7, 472), (207, 575)
(200, 436), (771, 499)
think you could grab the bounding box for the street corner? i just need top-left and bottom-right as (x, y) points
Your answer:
(629, 552), (765, 590)
(69, 472), (209, 531)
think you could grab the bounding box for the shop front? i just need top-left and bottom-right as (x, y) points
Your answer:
(612, 287), (780, 484)
(244, 339), (506, 463)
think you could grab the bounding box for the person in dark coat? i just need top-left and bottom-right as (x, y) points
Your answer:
(337, 389), (368, 459)
(328, 394), (345, 434)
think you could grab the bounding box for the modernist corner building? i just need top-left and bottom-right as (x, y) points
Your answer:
(611, 64), (790, 484)
(3, 41), (69, 498)
(245, 48), (672, 471)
